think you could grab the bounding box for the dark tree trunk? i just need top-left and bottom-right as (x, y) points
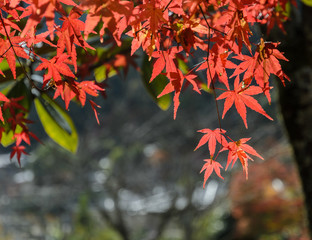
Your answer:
(278, 3), (312, 237)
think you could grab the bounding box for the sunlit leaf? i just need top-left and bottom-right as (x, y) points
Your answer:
(35, 94), (78, 153)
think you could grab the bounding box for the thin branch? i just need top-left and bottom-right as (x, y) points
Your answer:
(163, 0), (174, 12)
(198, 4), (223, 130)
(0, 45), (12, 58)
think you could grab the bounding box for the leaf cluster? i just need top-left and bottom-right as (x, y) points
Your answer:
(0, 0), (292, 184)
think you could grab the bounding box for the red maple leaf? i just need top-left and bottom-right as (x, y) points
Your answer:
(217, 76), (273, 128)
(57, 7), (95, 72)
(229, 39), (289, 103)
(214, 7), (252, 53)
(194, 128), (227, 157)
(89, 99), (101, 125)
(23, 28), (56, 48)
(13, 130), (41, 146)
(36, 54), (76, 88)
(196, 37), (231, 89)
(158, 70), (200, 119)
(0, 31), (29, 79)
(129, 0), (170, 56)
(223, 138), (263, 179)
(82, 0), (133, 45)
(53, 79), (79, 109)
(10, 144), (28, 166)
(21, 0), (77, 40)
(200, 159), (224, 188)
(77, 81), (104, 106)
(150, 46), (183, 81)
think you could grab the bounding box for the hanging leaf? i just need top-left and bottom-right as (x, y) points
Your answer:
(34, 94), (78, 153)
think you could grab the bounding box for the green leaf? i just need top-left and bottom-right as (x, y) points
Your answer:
(0, 81), (15, 96)
(1, 125), (22, 147)
(0, 59), (24, 82)
(6, 80), (33, 110)
(199, 82), (213, 94)
(94, 65), (117, 83)
(301, 0), (312, 7)
(141, 55), (171, 111)
(177, 58), (189, 75)
(35, 94), (78, 153)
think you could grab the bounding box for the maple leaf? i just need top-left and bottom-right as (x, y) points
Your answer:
(53, 79), (79, 109)
(89, 99), (101, 125)
(20, 0), (77, 40)
(14, 131), (30, 146)
(196, 37), (231, 89)
(7, 112), (33, 132)
(229, 39), (289, 103)
(77, 81), (104, 106)
(36, 54), (76, 88)
(158, 70), (200, 119)
(129, 0), (169, 56)
(194, 128), (227, 157)
(200, 159), (224, 188)
(1, 15), (21, 32)
(57, 7), (95, 72)
(0, 31), (29, 79)
(10, 144), (28, 166)
(3, 97), (28, 113)
(150, 46), (183, 82)
(23, 28), (56, 48)
(226, 10), (252, 53)
(14, 130), (41, 146)
(255, 39), (290, 85)
(223, 138), (263, 179)
(0, 1), (24, 18)
(214, 9), (248, 52)
(174, 16), (208, 53)
(82, 0), (134, 45)
(217, 76), (273, 128)
(52, 79), (104, 109)
(0, 0), (293, 183)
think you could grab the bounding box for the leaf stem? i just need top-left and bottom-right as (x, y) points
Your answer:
(198, 4), (223, 139)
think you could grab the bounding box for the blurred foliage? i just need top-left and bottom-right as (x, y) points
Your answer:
(229, 147), (308, 240)
(66, 194), (122, 240)
(193, 206), (230, 240)
(0, 225), (13, 240)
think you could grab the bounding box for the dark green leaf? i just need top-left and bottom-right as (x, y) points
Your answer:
(141, 54), (171, 111)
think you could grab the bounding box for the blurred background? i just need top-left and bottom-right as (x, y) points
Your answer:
(0, 66), (309, 239)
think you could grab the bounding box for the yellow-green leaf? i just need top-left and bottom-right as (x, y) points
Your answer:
(94, 65), (117, 83)
(35, 94), (78, 153)
(1, 125), (23, 147)
(302, 0), (312, 6)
